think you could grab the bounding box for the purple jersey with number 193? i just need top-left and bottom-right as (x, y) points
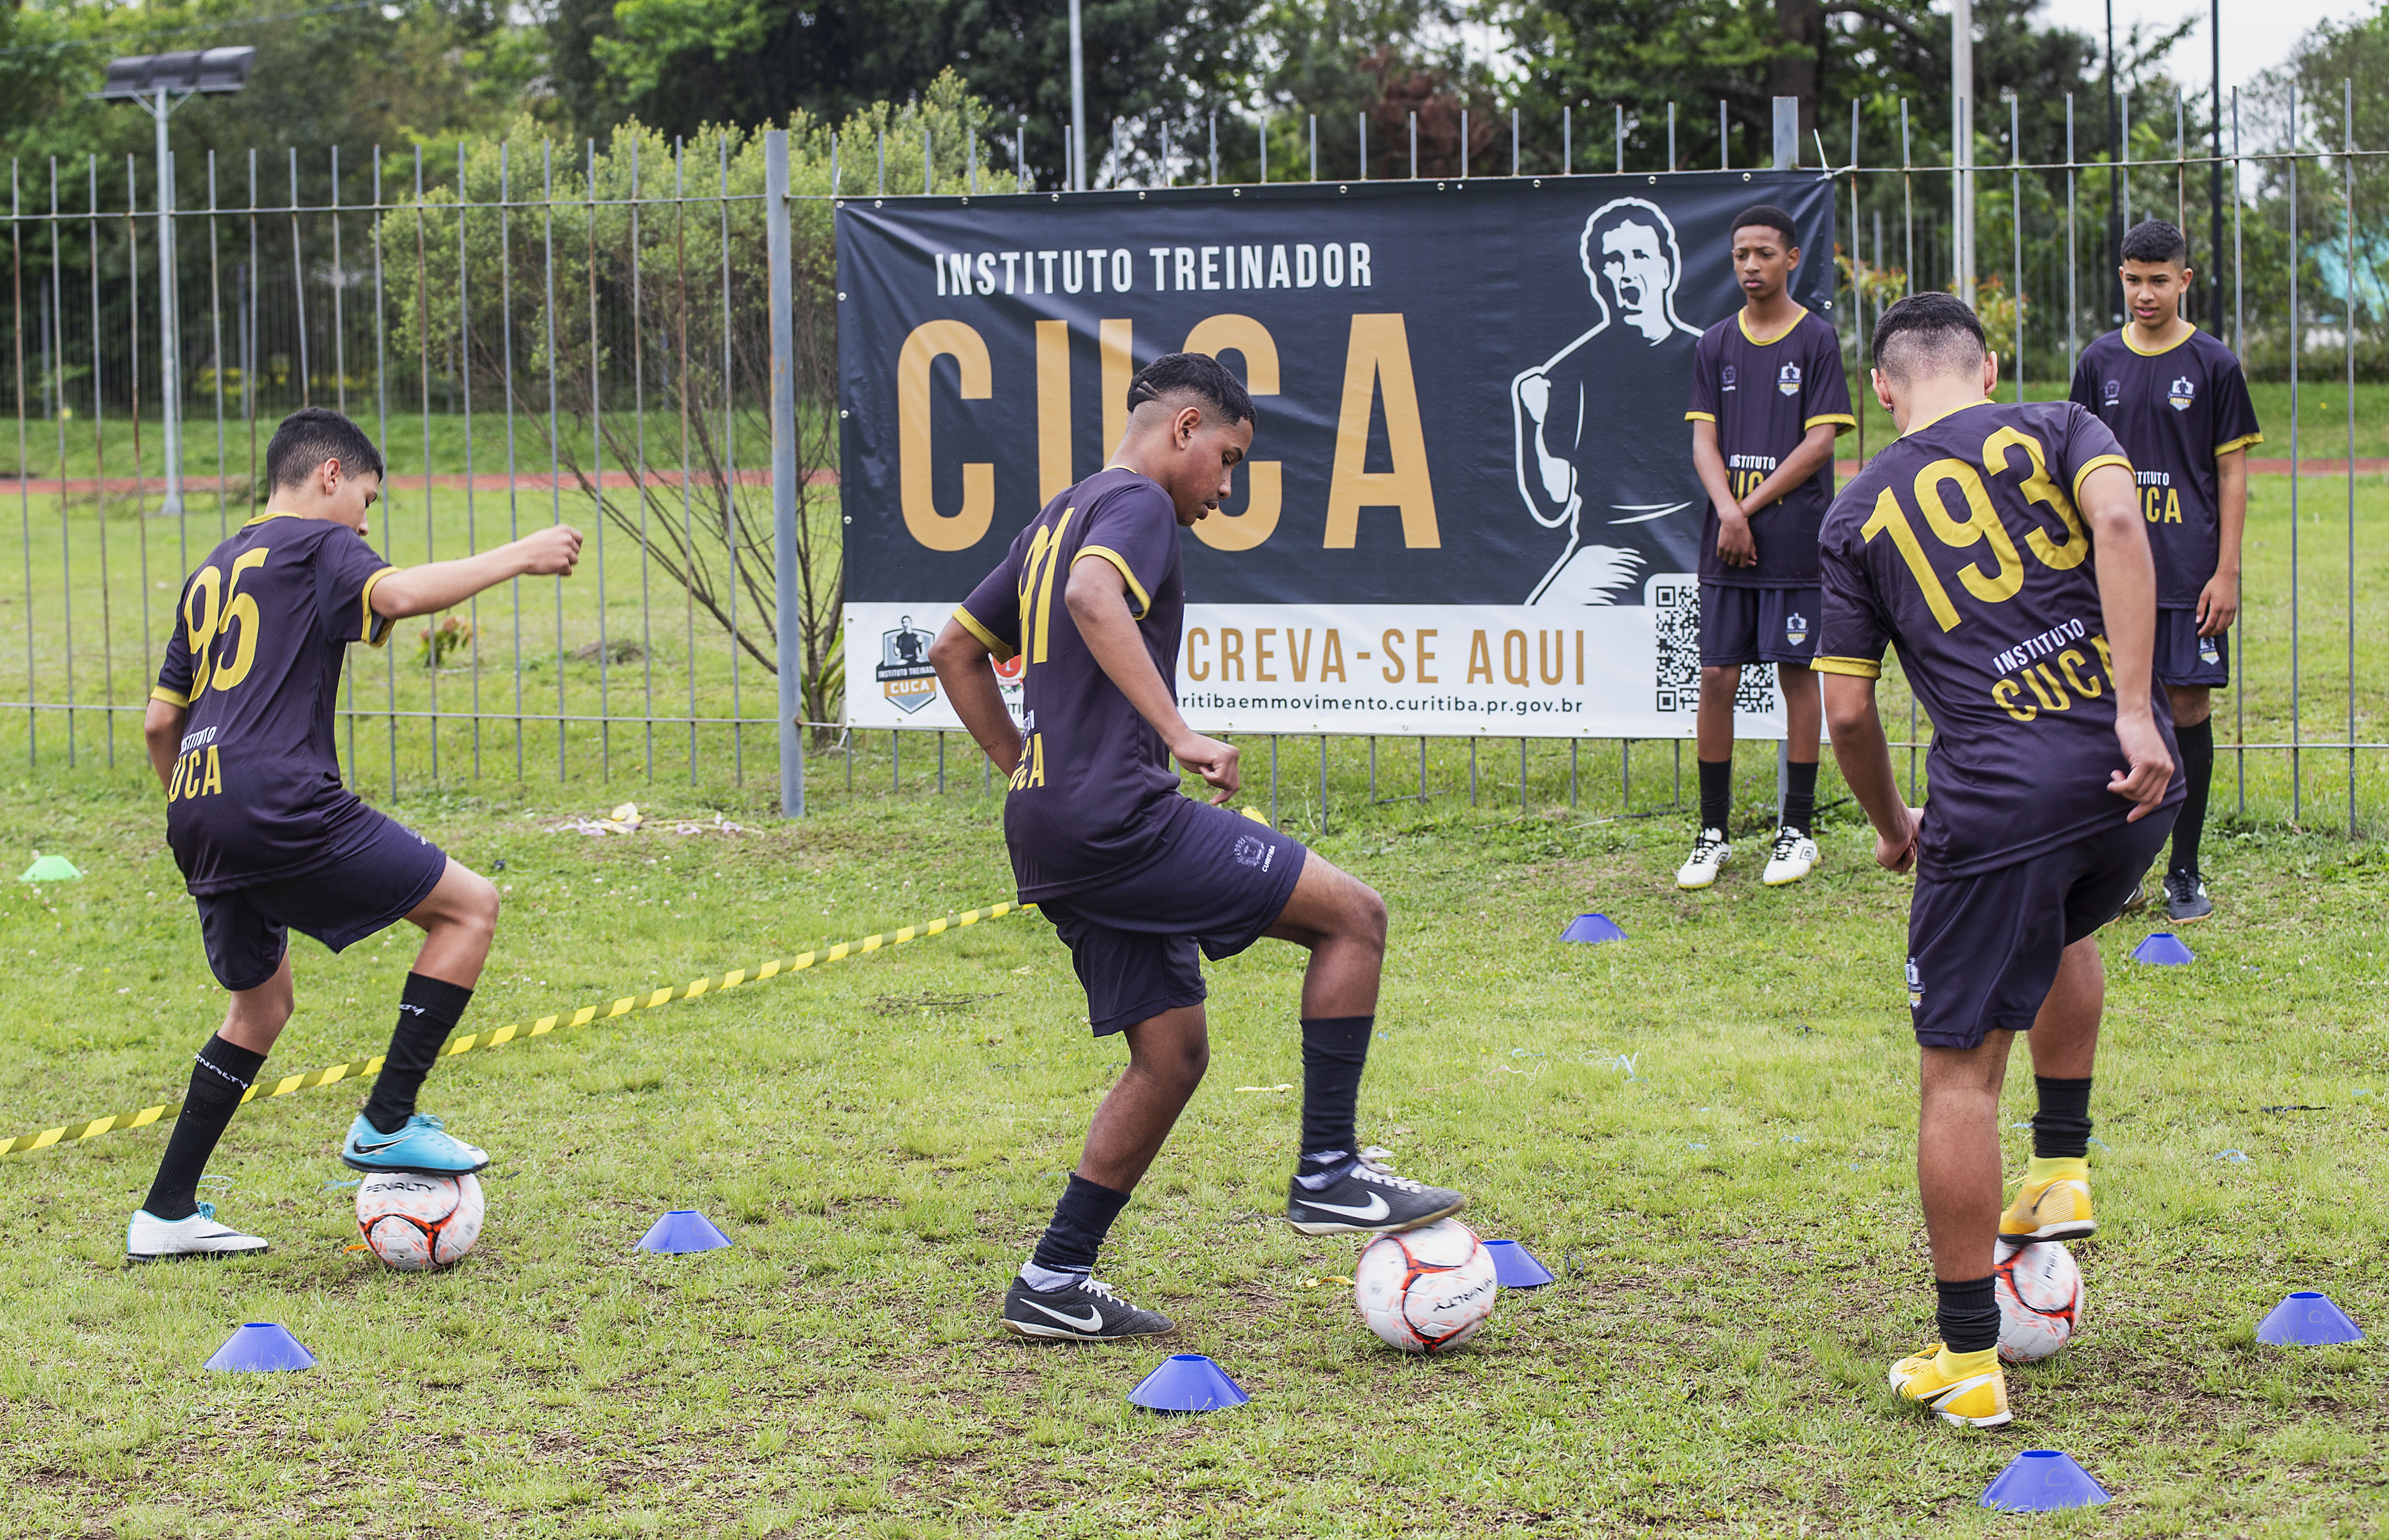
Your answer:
(1814, 400), (2184, 878)
(153, 512), (397, 895)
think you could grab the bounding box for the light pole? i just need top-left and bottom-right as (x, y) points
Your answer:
(95, 46), (256, 516)
(1951, 0), (1974, 303)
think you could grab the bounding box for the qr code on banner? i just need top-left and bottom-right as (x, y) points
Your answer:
(1650, 579), (1784, 716)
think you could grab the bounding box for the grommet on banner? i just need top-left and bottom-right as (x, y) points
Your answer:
(205, 1323), (316, 1373)
(1560, 913), (1626, 944)
(1127, 1354), (1249, 1412)
(1482, 1239), (1555, 1287)
(1978, 1450), (2110, 1511)
(637, 1209), (732, 1254)
(2131, 931), (2194, 965)
(2257, 1291), (2364, 1346)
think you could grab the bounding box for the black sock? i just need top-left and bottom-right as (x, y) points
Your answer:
(1697, 757), (1733, 834)
(1936, 1275), (2002, 1354)
(360, 973), (476, 1135)
(2171, 718), (2213, 878)
(2032, 1076), (2094, 1160)
(141, 1034), (267, 1222)
(1028, 1173), (1132, 1277)
(1298, 1015), (1372, 1168)
(1784, 759), (1819, 835)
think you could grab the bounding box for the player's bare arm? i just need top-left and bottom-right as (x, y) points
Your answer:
(1690, 418), (1754, 566)
(1821, 674), (1919, 873)
(2200, 446), (2248, 638)
(928, 621), (1023, 776)
(1738, 421), (1841, 516)
(143, 699), (187, 790)
(2077, 462), (2174, 815)
(1064, 557), (1240, 802)
(372, 526), (584, 619)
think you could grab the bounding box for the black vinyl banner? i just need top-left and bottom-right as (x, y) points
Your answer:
(837, 171), (1841, 735)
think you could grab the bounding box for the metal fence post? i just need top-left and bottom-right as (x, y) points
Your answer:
(766, 129), (805, 817)
(1772, 96), (1797, 170)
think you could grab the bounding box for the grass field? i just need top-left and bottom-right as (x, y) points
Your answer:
(0, 767), (2383, 1536)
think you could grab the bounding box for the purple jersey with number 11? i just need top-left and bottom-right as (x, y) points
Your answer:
(1814, 400), (2184, 878)
(153, 512), (397, 895)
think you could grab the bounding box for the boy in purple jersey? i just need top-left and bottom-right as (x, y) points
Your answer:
(127, 408), (583, 1262)
(1816, 295), (2178, 1428)
(1679, 206), (1856, 891)
(930, 354), (1466, 1342)
(2069, 219), (2262, 922)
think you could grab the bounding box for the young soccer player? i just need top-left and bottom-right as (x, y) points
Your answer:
(1679, 205), (1856, 890)
(127, 408), (583, 1261)
(1816, 294), (2179, 1427)
(930, 353), (1466, 1342)
(2070, 218), (2261, 921)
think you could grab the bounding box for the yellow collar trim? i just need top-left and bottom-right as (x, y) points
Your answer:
(1737, 306), (1808, 347)
(1901, 398), (1995, 438)
(242, 510), (310, 528)
(2122, 322), (2197, 357)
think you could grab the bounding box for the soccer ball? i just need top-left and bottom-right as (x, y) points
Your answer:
(1995, 1238), (2083, 1363)
(1353, 1217), (1499, 1354)
(356, 1171), (484, 1271)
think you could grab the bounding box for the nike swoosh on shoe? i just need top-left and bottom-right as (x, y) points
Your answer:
(350, 1137), (406, 1155)
(1299, 1193), (1391, 1221)
(1027, 1302), (1104, 1331)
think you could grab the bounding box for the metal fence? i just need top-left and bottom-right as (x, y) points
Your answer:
(2, 92), (2382, 833)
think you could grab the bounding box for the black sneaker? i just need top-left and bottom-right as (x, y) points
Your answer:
(1285, 1149), (1466, 1236)
(2163, 870), (2214, 922)
(1000, 1275), (1176, 1341)
(2119, 880), (2152, 917)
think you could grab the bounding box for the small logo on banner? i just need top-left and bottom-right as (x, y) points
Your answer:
(874, 617), (940, 715)
(1721, 363), (1738, 392)
(1784, 610), (1809, 647)
(1777, 361), (1802, 397)
(2168, 375), (2197, 411)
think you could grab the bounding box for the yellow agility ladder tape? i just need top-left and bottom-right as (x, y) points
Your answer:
(0, 901), (1028, 1158)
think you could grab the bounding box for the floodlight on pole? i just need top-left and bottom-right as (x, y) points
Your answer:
(95, 46), (256, 517)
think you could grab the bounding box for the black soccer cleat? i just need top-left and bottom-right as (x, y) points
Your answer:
(2163, 870), (2214, 923)
(1000, 1275), (1177, 1341)
(1285, 1150), (1466, 1236)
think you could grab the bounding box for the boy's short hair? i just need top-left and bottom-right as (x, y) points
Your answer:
(1730, 204), (1799, 250)
(2120, 219), (2189, 267)
(1126, 352), (1257, 428)
(1871, 292), (1988, 383)
(265, 407), (385, 493)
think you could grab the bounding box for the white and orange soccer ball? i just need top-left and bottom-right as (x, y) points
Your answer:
(1995, 1238), (2084, 1363)
(356, 1171), (484, 1271)
(1353, 1217), (1499, 1354)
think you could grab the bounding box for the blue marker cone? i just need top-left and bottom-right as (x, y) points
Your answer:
(1127, 1353), (1249, 1413)
(1560, 913), (1626, 944)
(2131, 931), (2194, 965)
(205, 1322), (316, 1373)
(1978, 1450), (2111, 1512)
(1482, 1239), (1555, 1288)
(2258, 1291), (2364, 1346)
(637, 1209), (732, 1254)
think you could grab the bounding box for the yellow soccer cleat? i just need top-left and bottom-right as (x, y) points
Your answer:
(1888, 1343), (2012, 1428)
(2001, 1156), (2095, 1243)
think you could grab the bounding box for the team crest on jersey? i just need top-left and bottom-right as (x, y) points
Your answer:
(1905, 956), (1924, 1007)
(1777, 361), (1802, 397)
(2168, 375), (2196, 411)
(874, 617), (940, 714)
(1721, 363), (1738, 392)
(2102, 378), (2122, 407)
(1784, 611), (1809, 647)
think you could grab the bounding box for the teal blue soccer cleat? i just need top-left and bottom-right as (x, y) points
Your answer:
(340, 1112), (489, 1175)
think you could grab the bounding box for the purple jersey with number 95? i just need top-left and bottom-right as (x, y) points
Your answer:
(152, 512), (397, 895)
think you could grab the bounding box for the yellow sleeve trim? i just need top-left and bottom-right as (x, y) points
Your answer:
(1806, 413), (1857, 433)
(1684, 410), (1717, 423)
(1811, 655), (1882, 679)
(950, 605), (1016, 663)
(1073, 546), (1152, 619)
(2213, 432), (2263, 458)
(358, 567), (398, 648)
(2071, 453), (2134, 507)
(149, 685), (191, 708)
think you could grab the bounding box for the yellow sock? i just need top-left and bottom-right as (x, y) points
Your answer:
(1938, 1344), (2000, 1376)
(2026, 1155), (2089, 1183)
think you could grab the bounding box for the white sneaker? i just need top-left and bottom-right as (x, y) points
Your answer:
(126, 1203), (270, 1262)
(1676, 828), (1731, 889)
(1761, 825), (1819, 886)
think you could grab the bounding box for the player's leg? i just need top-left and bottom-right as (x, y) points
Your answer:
(341, 857), (499, 1174)
(1896, 1028), (2019, 1424)
(128, 899), (292, 1261)
(2001, 938), (2102, 1243)
(1764, 658), (1824, 887)
(1683, 584), (1755, 888)
(2164, 679), (2216, 921)
(1264, 853), (1465, 1235)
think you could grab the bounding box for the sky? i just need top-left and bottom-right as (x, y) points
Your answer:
(2037, 0), (2377, 95)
